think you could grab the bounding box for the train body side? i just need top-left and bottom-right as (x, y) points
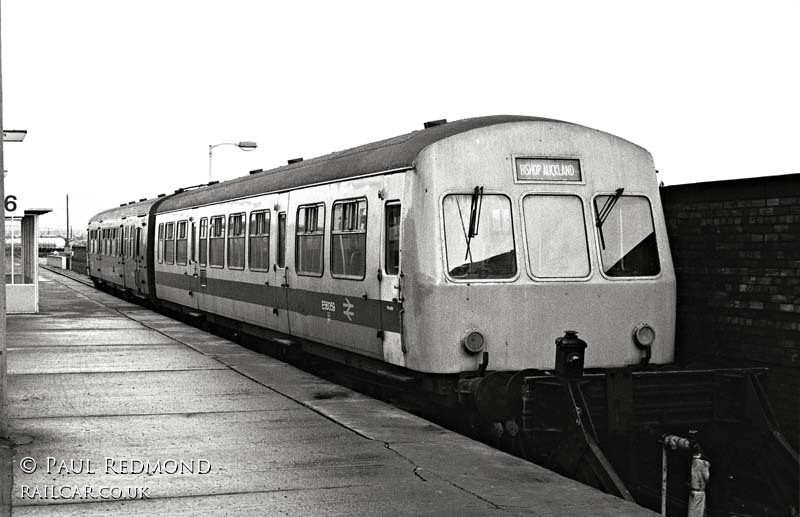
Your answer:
(152, 172), (407, 365)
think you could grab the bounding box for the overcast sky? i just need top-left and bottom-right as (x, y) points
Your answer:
(2, 1), (798, 234)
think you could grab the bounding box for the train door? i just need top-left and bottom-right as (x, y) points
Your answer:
(380, 174), (405, 366)
(115, 225), (125, 287)
(123, 224), (134, 290)
(196, 216), (209, 312)
(134, 224), (145, 295)
(269, 194), (291, 335)
(188, 219), (199, 309)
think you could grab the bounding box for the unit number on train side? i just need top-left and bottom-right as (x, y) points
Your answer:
(321, 300), (336, 312)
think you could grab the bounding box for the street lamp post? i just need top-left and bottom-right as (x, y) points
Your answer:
(208, 141), (257, 182)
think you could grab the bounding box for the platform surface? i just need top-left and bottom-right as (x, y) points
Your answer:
(3, 269), (656, 516)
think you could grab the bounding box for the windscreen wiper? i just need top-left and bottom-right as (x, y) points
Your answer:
(465, 186), (484, 260)
(595, 187), (624, 250)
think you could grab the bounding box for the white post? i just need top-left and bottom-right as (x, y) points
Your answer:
(9, 218), (13, 284)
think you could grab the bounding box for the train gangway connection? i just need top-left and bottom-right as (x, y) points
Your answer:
(0, 268), (655, 516)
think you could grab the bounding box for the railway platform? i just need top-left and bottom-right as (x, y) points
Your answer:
(1, 267), (656, 516)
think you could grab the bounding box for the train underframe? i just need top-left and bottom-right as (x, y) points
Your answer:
(94, 279), (799, 516)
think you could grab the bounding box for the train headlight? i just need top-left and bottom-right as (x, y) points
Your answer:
(462, 329), (485, 354)
(633, 323), (656, 348)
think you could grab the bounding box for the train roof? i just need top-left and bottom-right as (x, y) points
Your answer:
(156, 115), (557, 213)
(88, 197), (161, 224)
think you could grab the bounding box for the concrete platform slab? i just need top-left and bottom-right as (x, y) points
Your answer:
(7, 330), (176, 347)
(9, 369), (298, 419)
(8, 345), (226, 374)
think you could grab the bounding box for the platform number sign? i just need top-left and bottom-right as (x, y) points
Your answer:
(5, 195), (17, 212)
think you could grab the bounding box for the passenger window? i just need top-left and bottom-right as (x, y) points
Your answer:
(164, 222), (175, 264)
(157, 224), (164, 263)
(249, 210), (270, 271)
(176, 221), (188, 265)
(228, 213), (245, 270)
(209, 216), (225, 268)
(523, 195), (590, 278)
(295, 203), (325, 276)
(331, 199), (366, 279)
(277, 212), (286, 268)
(199, 218), (208, 267)
(442, 193), (516, 280)
(594, 195), (660, 277)
(385, 203), (401, 275)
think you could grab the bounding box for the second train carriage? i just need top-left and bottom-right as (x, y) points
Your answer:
(88, 115), (675, 374)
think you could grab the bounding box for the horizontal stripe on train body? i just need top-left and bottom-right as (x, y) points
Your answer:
(155, 271), (402, 333)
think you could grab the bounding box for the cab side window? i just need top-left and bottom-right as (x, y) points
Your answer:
(385, 203), (401, 275)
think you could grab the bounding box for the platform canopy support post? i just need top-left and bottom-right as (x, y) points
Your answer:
(0, 1), (7, 440)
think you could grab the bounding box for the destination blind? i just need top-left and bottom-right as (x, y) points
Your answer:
(515, 158), (582, 182)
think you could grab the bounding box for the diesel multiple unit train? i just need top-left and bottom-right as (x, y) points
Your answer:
(87, 116), (797, 515)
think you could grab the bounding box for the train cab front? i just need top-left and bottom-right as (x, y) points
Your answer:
(400, 119), (676, 377)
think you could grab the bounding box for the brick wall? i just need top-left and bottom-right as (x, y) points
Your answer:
(660, 173), (800, 449)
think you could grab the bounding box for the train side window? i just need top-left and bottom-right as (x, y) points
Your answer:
(111, 228), (117, 257)
(135, 228), (141, 258)
(228, 213), (245, 270)
(164, 222), (175, 264)
(385, 202), (401, 275)
(593, 195), (660, 277)
(277, 212), (286, 268)
(331, 198), (367, 279)
(442, 193), (517, 280)
(176, 220), (188, 265)
(209, 216), (225, 268)
(522, 195), (590, 278)
(295, 203), (325, 276)
(249, 210), (270, 271)
(157, 223), (164, 263)
(199, 218), (208, 267)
